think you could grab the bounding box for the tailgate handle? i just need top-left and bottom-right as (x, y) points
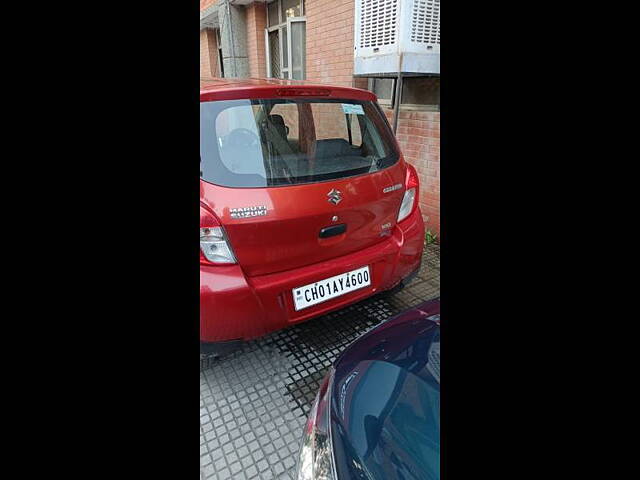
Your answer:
(319, 224), (347, 238)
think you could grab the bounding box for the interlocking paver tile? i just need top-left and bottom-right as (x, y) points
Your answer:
(201, 244), (439, 478)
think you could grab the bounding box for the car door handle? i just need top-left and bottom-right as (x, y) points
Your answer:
(319, 224), (347, 238)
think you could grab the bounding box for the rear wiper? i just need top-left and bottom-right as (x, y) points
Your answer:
(373, 156), (386, 169)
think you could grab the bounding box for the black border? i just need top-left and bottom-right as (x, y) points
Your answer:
(11, 2), (202, 477)
(7, 1), (628, 477)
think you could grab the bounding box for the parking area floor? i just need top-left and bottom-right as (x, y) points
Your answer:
(200, 243), (440, 480)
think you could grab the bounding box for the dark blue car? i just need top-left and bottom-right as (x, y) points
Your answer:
(296, 299), (440, 480)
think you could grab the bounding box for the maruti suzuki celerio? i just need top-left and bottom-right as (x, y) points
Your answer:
(200, 78), (425, 356)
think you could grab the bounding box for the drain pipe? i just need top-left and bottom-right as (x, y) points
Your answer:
(392, 73), (403, 134)
(225, 0), (237, 77)
(392, 52), (404, 134)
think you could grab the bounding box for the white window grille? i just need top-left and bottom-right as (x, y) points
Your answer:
(410, 0), (440, 45)
(359, 0), (398, 48)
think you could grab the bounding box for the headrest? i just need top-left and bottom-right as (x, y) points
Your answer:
(267, 114), (286, 127)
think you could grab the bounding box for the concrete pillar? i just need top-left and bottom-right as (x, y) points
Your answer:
(218, 0), (249, 78)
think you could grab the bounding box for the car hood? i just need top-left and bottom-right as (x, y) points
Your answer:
(329, 300), (440, 480)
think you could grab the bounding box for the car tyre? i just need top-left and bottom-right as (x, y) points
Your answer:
(380, 281), (406, 297)
(200, 340), (243, 368)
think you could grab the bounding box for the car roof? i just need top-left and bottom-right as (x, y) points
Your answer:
(334, 298), (440, 367)
(200, 77), (377, 102)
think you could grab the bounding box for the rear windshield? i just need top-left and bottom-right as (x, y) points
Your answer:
(200, 98), (399, 187)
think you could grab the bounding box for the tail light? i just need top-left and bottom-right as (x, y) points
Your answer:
(397, 163), (419, 223)
(200, 205), (236, 265)
(297, 368), (337, 480)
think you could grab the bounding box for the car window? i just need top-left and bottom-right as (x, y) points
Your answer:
(200, 98), (398, 188)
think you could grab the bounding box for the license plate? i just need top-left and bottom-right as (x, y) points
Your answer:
(293, 266), (371, 311)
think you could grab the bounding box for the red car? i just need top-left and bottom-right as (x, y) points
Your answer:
(200, 78), (425, 356)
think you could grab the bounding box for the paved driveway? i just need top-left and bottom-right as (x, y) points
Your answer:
(200, 244), (440, 480)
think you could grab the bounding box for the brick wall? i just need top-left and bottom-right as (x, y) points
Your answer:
(200, 29), (219, 79)
(305, 0), (358, 87)
(385, 109), (440, 236)
(246, 3), (267, 78)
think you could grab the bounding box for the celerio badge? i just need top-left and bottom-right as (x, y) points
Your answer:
(383, 183), (403, 194)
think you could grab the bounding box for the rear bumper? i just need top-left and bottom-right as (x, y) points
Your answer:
(200, 207), (425, 343)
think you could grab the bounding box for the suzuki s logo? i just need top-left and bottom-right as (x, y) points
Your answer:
(327, 189), (342, 205)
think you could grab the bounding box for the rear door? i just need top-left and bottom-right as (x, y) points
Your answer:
(200, 97), (406, 277)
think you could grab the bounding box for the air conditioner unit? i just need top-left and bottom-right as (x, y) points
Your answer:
(354, 0), (440, 76)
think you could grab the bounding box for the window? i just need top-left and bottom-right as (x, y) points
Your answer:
(401, 76), (440, 107)
(215, 29), (224, 78)
(370, 78), (395, 107)
(369, 76), (440, 111)
(200, 98), (399, 188)
(266, 0), (306, 80)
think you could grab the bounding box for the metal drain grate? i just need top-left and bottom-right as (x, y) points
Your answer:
(201, 244), (440, 479)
